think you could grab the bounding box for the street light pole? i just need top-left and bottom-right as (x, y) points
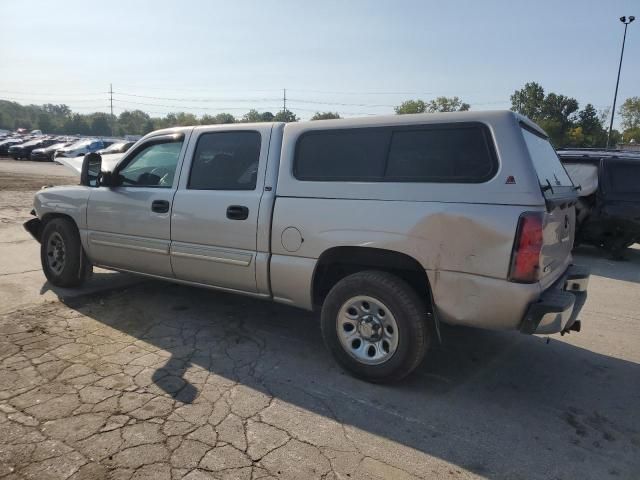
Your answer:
(607, 15), (635, 149)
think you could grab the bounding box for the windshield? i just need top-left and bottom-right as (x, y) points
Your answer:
(521, 127), (573, 187)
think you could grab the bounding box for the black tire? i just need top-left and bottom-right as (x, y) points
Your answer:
(320, 270), (430, 383)
(40, 217), (89, 287)
(602, 235), (633, 260)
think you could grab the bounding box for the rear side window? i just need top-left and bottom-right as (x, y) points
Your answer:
(294, 129), (388, 181)
(189, 131), (261, 190)
(294, 123), (497, 183)
(386, 127), (496, 182)
(521, 127), (572, 187)
(607, 162), (640, 193)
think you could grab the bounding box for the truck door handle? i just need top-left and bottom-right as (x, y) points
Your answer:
(226, 205), (249, 220)
(151, 200), (170, 213)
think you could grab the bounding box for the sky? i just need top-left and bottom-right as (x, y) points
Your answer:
(0, 0), (638, 123)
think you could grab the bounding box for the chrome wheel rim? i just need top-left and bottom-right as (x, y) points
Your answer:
(337, 295), (399, 365)
(46, 232), (66, 275)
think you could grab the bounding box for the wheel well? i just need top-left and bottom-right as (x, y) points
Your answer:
(41, 213), (79, 233)
(312, 246), (432, 310)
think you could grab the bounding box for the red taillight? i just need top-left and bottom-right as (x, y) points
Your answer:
(509, 212), (544, 283)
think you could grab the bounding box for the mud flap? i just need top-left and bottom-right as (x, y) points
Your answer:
(23, 218), (43, 243)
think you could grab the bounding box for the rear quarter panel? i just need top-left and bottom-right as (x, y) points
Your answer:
(270, 197), (541, 328)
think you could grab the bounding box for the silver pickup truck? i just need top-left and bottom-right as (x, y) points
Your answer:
(24, 111), (589, 382)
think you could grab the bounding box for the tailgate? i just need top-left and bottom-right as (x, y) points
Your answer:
(540, 203), (575, 287)
(520, 124), (577, 287)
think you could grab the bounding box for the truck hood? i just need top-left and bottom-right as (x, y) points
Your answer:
(56, 153), (124, 176)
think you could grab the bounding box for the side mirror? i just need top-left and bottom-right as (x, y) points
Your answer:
(98, 170), (121, 187)
(81, 152), (102, 187)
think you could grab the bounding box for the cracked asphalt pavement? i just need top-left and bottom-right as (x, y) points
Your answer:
(0, 159), (639, 480)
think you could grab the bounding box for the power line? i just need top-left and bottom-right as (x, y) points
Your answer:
(112, 99), (281, 112)
(116, 83), (281, 94)
(0, 89), (105, 97)
(288, 98), (395, 108)
(113, 91), (281, 103)
(0, 98), (108, 109)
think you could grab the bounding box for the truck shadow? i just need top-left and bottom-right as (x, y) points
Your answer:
(59, 280), (640, 479)
(573, 244), (640, 283)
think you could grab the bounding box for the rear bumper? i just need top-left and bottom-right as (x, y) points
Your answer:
(520, 265), (590, 335)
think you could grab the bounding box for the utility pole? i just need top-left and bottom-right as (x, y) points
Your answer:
(283, 88), (286, 112)
(109, 83), (114, 136)
(606, 15), (635, 149)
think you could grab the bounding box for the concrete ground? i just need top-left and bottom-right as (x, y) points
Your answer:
(0, 158), (638, 480)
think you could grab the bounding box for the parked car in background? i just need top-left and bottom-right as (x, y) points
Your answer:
(558, 148), (640, 258)
(0, 137), (28, 155)
(96, 141), (134, 155)
(30, 141), (75, 162)
(9, 138), (59, 160)
(25, 111), (589, 382)
(55, 139), (112, 158)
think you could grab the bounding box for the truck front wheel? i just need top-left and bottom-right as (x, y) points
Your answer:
(40, 218), (90, 287)
(320, 270), (430, 383)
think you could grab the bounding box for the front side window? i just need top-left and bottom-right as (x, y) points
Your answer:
(118, 140), (184, 188)
(188, 131), (261, 190)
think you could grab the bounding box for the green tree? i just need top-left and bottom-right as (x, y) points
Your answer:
(88, 113), (112, 136)
(511, 82), (580, 146)
(565, 126), (585, 147)
(311, 111), (341, 120)
(63, 114), (91, 135)
(273, 109), (298, 122)
(172, 112), (199, 126)
(578, 104), (600, 135)
(142, 118), (155, 134)
(214, 113), (236, 124)
(260, 111), (275, 122)
(242, 109), (262, 122)
(394, 99), (426, 114)
(118, 110), (151, 135)
(426, 96), (470, 112)
(43, 104), (71, 118)
(541, 93), (578, 126)
(619, 97), (640, 130)
(37, 113), (54, 133)
(201, 113), (236, 124)
(576, 104), (607, 147)
(510, 82), (545, 119)
(622, 127), (640, 143)
(395, 97), (470, 115)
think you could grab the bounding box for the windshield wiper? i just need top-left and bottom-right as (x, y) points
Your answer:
(541, 179), (555, 194)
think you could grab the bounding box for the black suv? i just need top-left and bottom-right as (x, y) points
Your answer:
(558, 149), (640, 258)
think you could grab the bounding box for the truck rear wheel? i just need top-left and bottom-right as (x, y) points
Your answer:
(40, 218), (89, 287)
(320, 270), (429, 383)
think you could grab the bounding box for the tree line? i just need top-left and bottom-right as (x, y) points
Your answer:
(1, 84), (639, 148)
